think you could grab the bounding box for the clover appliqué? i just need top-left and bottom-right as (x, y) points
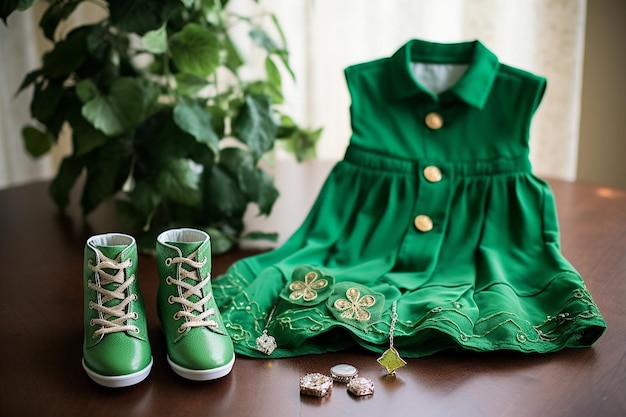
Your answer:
(289, 271), (328, 302)
(333, 287), (376, 322)
(280, 266), (334, 306)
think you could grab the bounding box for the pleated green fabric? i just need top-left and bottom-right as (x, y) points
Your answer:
(213, 39), (606, 358)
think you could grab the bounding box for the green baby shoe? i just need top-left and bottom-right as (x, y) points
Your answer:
(82, 233), (152, 388)
(156, 228), (235, 380)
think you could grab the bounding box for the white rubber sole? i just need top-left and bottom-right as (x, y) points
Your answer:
(82, 357), (153, 388)
(167, 355), (235, 381)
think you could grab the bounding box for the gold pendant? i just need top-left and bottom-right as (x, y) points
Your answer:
(377, 346), (407, 375)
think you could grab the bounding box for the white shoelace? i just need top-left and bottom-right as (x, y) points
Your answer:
(87, 249), (139, 337)
(166, 250), (218, 333)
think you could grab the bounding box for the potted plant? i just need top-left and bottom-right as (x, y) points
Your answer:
(2, 0), (320, 253)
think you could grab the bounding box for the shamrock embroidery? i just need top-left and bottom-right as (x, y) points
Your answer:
(280, 266), (335, 306)
(333, 287), (376, 322)
(289, 271), (328, 302)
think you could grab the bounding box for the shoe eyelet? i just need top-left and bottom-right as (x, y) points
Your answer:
(165, 258), (172, 266)
(132, 312), (139, 320)
(132, 327), (140, 333)
(173, 312), (181, 320)
(89, 319), (95, 326)
(131, 294), (138, 301)
(165, 276), (173, 285)
(177, 327), (186, 334)
(168, 295), (175, 304)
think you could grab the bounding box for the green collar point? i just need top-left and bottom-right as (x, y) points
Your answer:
(388, 39), (499, 108)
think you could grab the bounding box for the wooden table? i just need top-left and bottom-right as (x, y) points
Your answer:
(1, 179), (624, 417)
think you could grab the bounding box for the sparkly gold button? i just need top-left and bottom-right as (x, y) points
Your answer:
(425, 112), (443, 129)
(414, 215), (433, 232)
(423, 166), (442, 183)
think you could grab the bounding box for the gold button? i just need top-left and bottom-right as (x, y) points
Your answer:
(423, 166), (442, 183)
(425, 112), (443, 129)
(414, 215), (433, 232)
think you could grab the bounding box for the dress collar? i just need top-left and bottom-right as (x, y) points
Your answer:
(387, 39), (499, 109)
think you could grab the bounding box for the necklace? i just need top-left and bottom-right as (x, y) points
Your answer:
(376, 301), (407, 374)
(256, 303), (278, 355)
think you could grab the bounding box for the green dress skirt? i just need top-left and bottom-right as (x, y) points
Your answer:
(213, 39), (606, 358)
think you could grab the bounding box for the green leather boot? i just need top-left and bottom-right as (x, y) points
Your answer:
(156, 228), (235, 380)
(82, 233), (152, 387)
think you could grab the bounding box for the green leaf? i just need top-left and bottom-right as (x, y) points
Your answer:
(241, 230), (278, 242)
(223, 34), (244, 73)
(116, 181), (162, 230)
(217, 147), (278, 215)
(108, 0), (172, 35)
(42, 28), (88, 78)
(248, 56), (283, 103)
(218, 147), (252, 176)
(265, 56), (281, 91)
(275, 50), (295, 82)
(283, 126), (322, 162)
(67, 109), (109, 156)
(75, 79), (98, 103)
(49, 155), (84, 210)
(85, 24), (112, 61)
(157, 158), (202, 207)
(22, 126), (53, 158)
(15, 69), (42, 96)
(276, 113), (297, 138)
(206, 165), (247, 216)
(205, 227), (234, 254)
(173, 102), (220, 151)
(39, 0), (81, 41)
(232, 94), (277, 160)
(270, 13), (295, 81)
(174, 73), (209, 95)
(81, 139), (130, 215)
(142, 110), (198, 166)
(142, 24), (168, 54)
(170, 23), (220, 77)
(245, 167), (279, 215)
(270, 13), (287, 50)
(81, 77), (157, 136)
(1, 0), (36, 24)
(30, 80), (64, 124)
(249, 28), (279, 53)
(245, 80), (281, 104)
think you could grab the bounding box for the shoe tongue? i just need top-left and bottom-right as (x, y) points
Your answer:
(167, 241), (203, 258)
(97, 245), (127, 260)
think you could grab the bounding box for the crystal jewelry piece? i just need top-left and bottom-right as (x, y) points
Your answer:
(256, 330), (277, 355)
(300, 373), (333, 397)
(255, 303), (278, 355)
(330, 364), (358, 382)
(377, 301), (407, 374)
(347, 377), (375, 397)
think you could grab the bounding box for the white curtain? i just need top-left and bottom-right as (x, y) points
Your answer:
(0, 2), (101, 189)
(0, 5), (53, 189)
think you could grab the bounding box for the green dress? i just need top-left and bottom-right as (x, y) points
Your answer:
(213, 39), (606, 358)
